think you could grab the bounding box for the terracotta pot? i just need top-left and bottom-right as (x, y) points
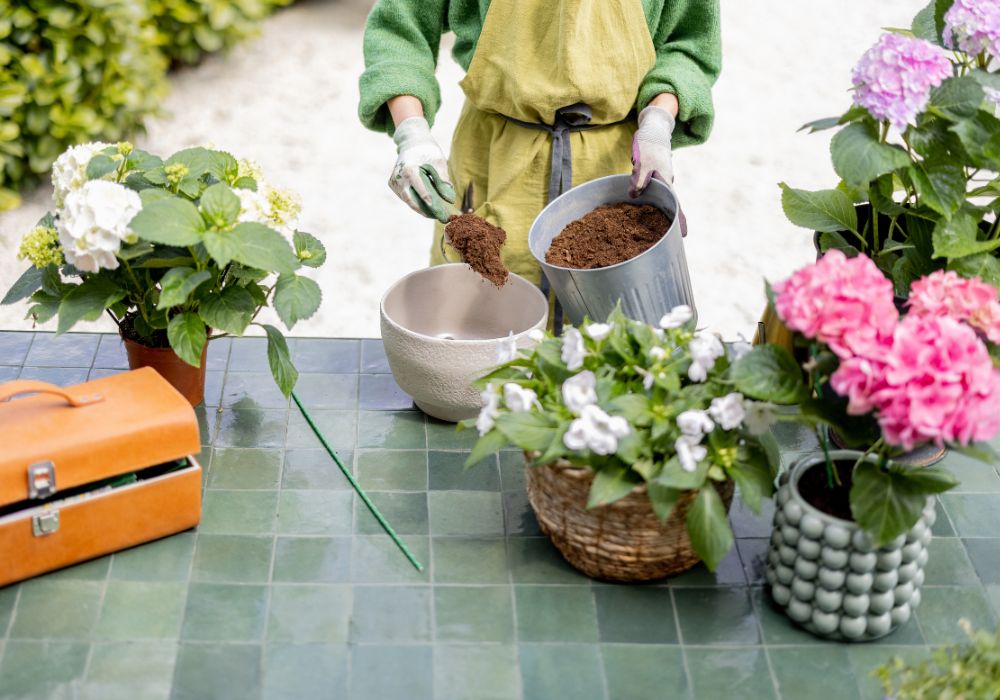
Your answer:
(123, 335), (208, 406)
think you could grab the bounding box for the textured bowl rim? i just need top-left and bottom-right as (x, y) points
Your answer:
(379, 263), (548, 345)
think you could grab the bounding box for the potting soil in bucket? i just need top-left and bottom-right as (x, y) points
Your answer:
(546, 203), (670, 269)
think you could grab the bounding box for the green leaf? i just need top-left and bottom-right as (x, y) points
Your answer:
(85, 154), (116, 180)
(730, 345), (808, 405)
(139, 188), (172, 206)
(2, 265), (44, 305)
(165, 147), (214, 178)
(971, 70), (1000, 96)
(930, 76), (985, 118)
(948, 252), (1000, 288)
(207, 150), (238, 183)
(729, 446), (775, 514)
(27, 290), (60, 324)
(818, 231), (859, 256)
(293, 231), (327, 268)
(199, 183), (241, 228)
(932, 212), (1000, 259)
(273, 274), (322, 329)
(686, 487), (734, 571)
(117, 241), (155, 261)
(203, 222), (298, 274)
(466, 429), (509, 467)
(130, 196), (205, 246)
(495, 412), (558, 452)
(851, 461), (956, 546)
(608, 394), (652, 427)
(587, 466), (638, 508)
(56, 277), (126, 334)
(166, 312), (207, 367)
(911, 162), (967, 218)
(950, 111), (1000, 170)
(780, 184), (859, 234)
(911, 1), (938, 42)
(655, 457), (709, 490)
(156, 268), (212, 310)
(648, 483), (682, 522)
(199, 286), (256, 335)
(831, 123), (912, 186)
(799, 116), (842, 133)
(263, 324), (298, 397)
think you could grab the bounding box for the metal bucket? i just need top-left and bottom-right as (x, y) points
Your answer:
(527, 174), (696, 326)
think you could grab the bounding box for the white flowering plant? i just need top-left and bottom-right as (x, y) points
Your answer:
(2, 142), (326, 396)
(463, 305), (780, 571)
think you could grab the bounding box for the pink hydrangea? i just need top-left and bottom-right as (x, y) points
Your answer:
(908, 270), (1000, 344)
(773, 250), (898, 359)
(852, 33), (953, 129)
(944, 0), (1000, 62)
(871, 315), (1000, 450)
(831, 355), (889, 415)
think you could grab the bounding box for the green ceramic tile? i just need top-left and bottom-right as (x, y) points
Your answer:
(503, 490), (543, 536)
(687, 647), (776, 700)
(433, 537), (509, 583)
(286, 410), (357, 450)
(10, 580), (102, 639)
(429, 450), (501, 490)
(181, 583), (268, 641)
(669, 546), (746, 586)
(199, 490), (277, 534)
(0, 585), (18, 636)
(205, 337), (232, 371)
(674, 587), (759, 645)
(729, 497), (775, 539)
(202, 371), (225, 407)
(281, 448), (354, 490)
(294, 338), (360, 373)
(349, 645), (432, 700)
(222, 372), (291, 409)
(0, 641), (90, 700)
(848, 645), (929, 700)
(193, 405), (219, 445)
(0, 332), (33, 365)
(944, 452), (1000, 492)
(771, 421), (819, 453)
(350, 585), (431, 642)
(916, 585), (997, 644)
(359, 374), (413, 410)
(272, 536), (351, 583)
(500, 451), (527, 491)
(43, 556), (111, 581)
(0, 365), (18, 381)
(940, 494), (1000, 537)
(922, 537), (979, 585)
(355, 491), (428, 534)
(262, 643), (348, 700)
(292, 373), (359, 410)
(931, 499), (955, 537)
(358, 410), (426, 449)
(215, 408), (288, 448)
(91, 334), (128, 369)
(362, 339), (391, 373)
(427, 418), (480, 449)
(434, 586), (515, 643)
(229, 336), (274, 371)
(24, 332), (99, 367)
(769, 646), (862, 700)
(81, 641), (177, 700)
(267, 585), (352, 643)
(963, 538), (1000, 583)
(429, 491), (504, 536)
(434, 644), (521, 700)
(207, 448), (282, 489)
(737, 538), (770, 586)
(357, 449), (427, 490)
(602, 645), (688, 700)
(515, 586), (598, 642)
(350, 535), (430, 583)
(191, 535), (274, 582)
(94, 582), (186, 640)
(18, 366), (89, 385)
(508, 537), (591, 584)
(171, 643), (261, 700)
(519, 644), (604, 700)
(111, 533), (195, 581)
(277, 491), (354, 535)
(987, 584), (1000, 618)
(594, 586), (678, 644)
(752, 587), (828, 646)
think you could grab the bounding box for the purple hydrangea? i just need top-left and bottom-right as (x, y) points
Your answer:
(944, 0), (1000, 61)
(852, 33), (953, 130)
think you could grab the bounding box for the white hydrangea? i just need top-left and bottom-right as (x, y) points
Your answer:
(677, 409), (714, 438)
(675, 435), (707, 473)
(476, 383), (501, 436)
(659, 304), (693, 329)
(57, 180), (141, 273)
(503, 383), (539, 413)
(687, 333), (725, 382)
(563, 404), (630, 456)
(561, 327), (586, 370)
(234, 165), (301, 241)
(584, 322), (612, 341)
(709, 393), (746, 431)
(561, 370), (597, 415)
(51, 142), (113, 207)
(744, 401), (778, 436)
(649, 345), (667, 361)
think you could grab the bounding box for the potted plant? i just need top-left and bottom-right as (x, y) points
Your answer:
(733, 250), (1000, 640)
(2, 142), (325, 404)
(780, 0), (1000, 296)
(464, 305), (779, 581)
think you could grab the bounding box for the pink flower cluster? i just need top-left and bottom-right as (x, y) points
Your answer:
(944, 0), (1000, 62)
(852, 33), (953, 130)
(775, 252), (1000, 451)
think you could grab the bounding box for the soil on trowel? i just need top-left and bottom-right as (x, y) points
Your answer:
(545, 203), (670, 269)
(797, 460), (855, 521)
(445, 213), (509, 288)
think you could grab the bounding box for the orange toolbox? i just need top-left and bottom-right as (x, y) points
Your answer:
(0, 367), (202, 587)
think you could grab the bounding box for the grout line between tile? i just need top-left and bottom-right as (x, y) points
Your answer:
(748, 585), (784, 700)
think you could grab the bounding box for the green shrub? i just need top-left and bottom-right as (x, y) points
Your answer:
(0, 1), (168, 210)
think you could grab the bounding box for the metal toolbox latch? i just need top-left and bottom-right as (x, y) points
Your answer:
(32, 510), (59, 537)
(27, 461), (56, 499)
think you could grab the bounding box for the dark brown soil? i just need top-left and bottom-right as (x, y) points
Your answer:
(120, 312), (170, 348)
(797, 460), (855, 521)
(545, 203), (670, 269)
(445, 213), (509, 288)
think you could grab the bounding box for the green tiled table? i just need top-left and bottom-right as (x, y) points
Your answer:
(1, 331), (999, 700)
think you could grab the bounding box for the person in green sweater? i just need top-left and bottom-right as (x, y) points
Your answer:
(359, 0), (720, 293)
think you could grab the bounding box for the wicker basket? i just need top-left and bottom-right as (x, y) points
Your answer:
(525, 457), (735, 582)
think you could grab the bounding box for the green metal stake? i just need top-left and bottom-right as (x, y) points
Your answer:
(291, 390), (424, 572)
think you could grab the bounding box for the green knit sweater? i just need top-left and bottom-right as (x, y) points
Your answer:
(358, 0), (721, 147)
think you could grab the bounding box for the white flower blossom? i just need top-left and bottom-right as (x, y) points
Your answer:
(584, 322), (612, 341)
(659, 304), (693, 329)
(687, 333), (724, 382)
(675, 435), (707, 473)
(635, 366), (655, 391)
(51, 142), (113, 207)
(234, 167), (301, 242)
(709, 393), (746, 431)
(561, 327), (586, 370)
(476, 383), (501, 435)
(528, 329), (545, 343)
(728, 341), (753, 362)
(649, 346), (667, 361)
(563, 404), (631, 456)
(503, 383), (538, 413)
(677, 409), (714, 438)
(57, 180), (141, 273)
(561, 370), (597, 414)
(497, 331), (518, 364)
(744, 401), (778, 436)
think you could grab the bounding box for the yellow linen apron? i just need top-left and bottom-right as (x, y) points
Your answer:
(431, 0), (657, 293)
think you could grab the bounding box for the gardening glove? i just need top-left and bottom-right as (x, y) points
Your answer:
(629, 105), (676, 198)
(390, 116), (456, 223)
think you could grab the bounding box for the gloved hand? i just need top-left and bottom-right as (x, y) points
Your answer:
(629, 105), (676, 198)
(390, 116), (456, 223)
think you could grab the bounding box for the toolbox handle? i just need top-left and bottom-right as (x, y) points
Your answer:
(0, 380), (104, 407)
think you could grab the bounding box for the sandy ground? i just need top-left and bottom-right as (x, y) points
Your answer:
(0, 0), (922, 340)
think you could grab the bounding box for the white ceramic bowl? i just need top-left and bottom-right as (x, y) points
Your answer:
(380, 263), (548, 422)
